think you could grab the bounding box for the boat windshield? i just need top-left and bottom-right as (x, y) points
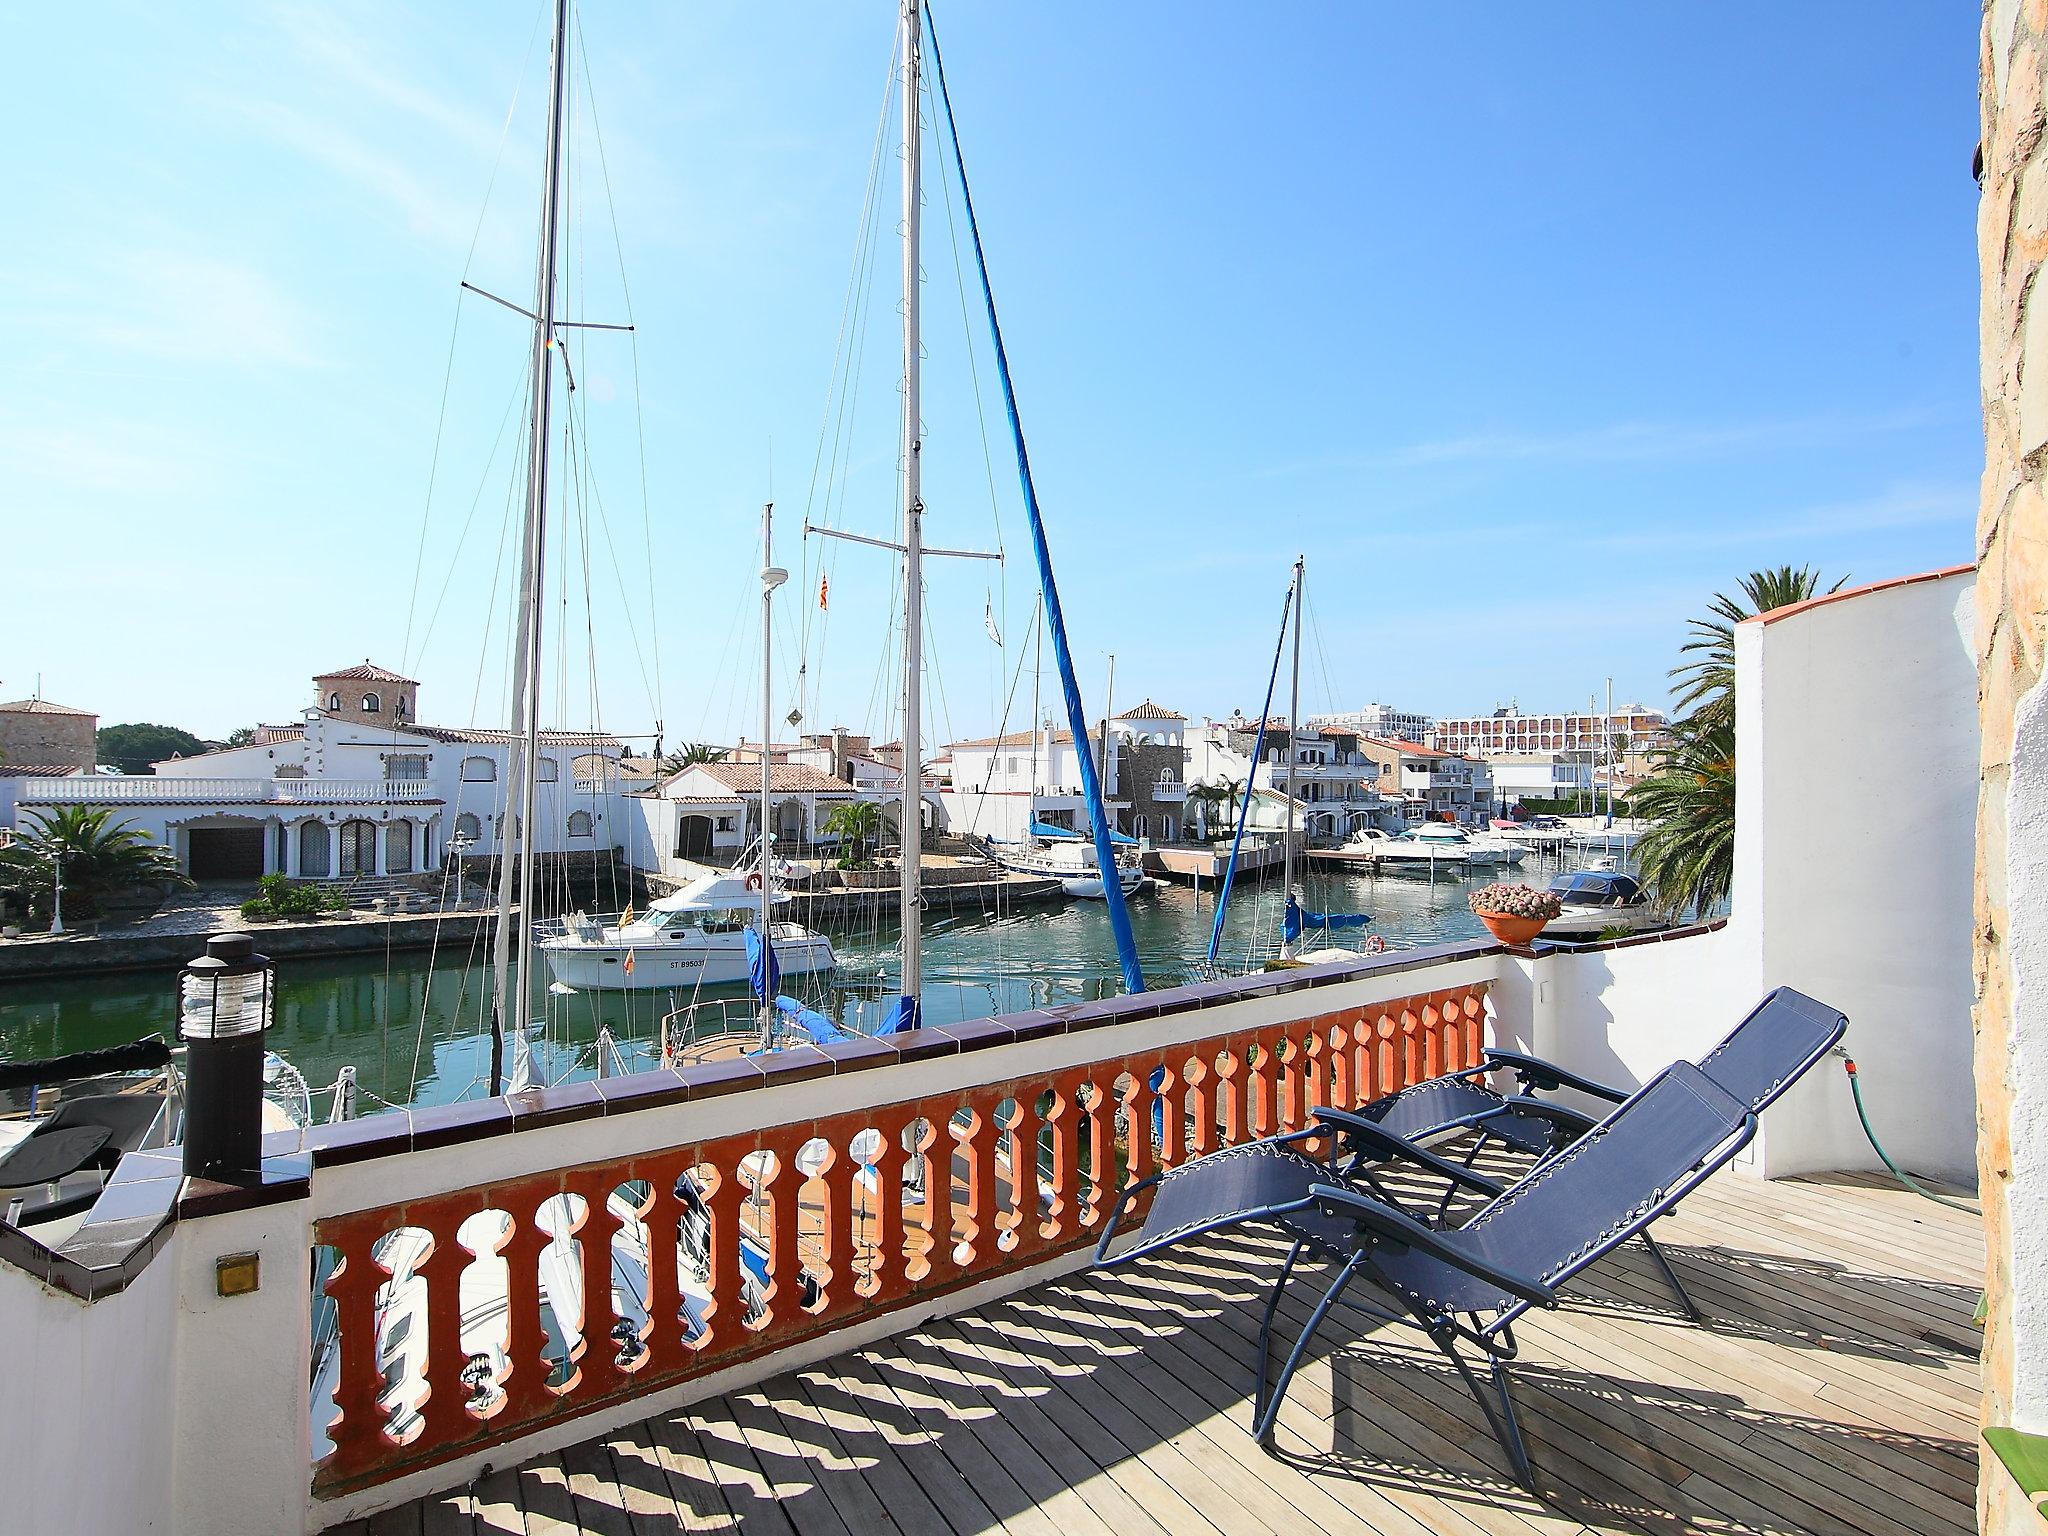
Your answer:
(1548, 873), (1644, 904)
(641, 906), (694, 932)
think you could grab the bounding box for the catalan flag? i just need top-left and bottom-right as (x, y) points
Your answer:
(819, 574), (829, 610)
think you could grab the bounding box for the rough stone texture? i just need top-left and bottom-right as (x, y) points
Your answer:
(1979, 5), (2048, 1530)
(0, 700), (97, 772)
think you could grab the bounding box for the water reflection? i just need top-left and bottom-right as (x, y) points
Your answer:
(0, 850), (1588, 1115)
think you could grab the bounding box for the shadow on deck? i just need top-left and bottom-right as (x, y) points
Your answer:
(349, 1169), (1982, 1536)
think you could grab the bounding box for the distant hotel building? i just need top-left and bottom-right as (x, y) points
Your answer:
(1312, 703), (1433, 745)
(1428, 704), (1669, 759)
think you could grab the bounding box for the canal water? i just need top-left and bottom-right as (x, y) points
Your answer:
(0, 853), (1588, 1117)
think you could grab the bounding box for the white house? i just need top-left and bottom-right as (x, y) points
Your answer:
(11, 663), (623, 880)
(1358, 736), (1490, 824)
(1484, 751), (1595, 808)
(1186, 716), (1388, 840)
(943, 720), (1134, 844)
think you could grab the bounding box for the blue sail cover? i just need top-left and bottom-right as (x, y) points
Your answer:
(745, 925), (779, 1004)
(774, 994), (850, 1044)
(877, 994), (922, 1036)
(1029, 820), (1137, 845)
(1283, 894), (1373, 946)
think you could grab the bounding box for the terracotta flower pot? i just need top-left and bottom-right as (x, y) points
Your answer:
(1477, 910), (1548, 947)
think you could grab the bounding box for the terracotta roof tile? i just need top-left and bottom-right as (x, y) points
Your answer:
(314, 661), (418, 684)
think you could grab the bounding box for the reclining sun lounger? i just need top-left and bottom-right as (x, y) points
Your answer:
(1341, 984), (1847, 1168)
(1103, 1062), (1757, 1488)
(1093, 987), (1847, 1486)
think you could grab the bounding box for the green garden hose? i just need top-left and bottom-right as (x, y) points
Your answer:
(1840, 1056), (1980, 1215)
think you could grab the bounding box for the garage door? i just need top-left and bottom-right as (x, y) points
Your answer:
(188, 827), (265, 880)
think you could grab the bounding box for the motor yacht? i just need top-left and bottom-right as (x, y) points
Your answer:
(1541, 868), (1664, 938)
(538, 869), (837, 991)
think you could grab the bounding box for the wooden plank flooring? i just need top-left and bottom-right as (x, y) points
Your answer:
(354, 1170), (1983, 1536)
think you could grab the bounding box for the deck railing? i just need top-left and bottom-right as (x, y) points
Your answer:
(308, 969), (1490, 1500)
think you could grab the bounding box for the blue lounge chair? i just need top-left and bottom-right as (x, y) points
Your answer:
(1102, 1062), (1757, 1489)
(1337, 985), (1847, 1171)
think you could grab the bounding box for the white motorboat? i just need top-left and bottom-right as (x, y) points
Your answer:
(1541, 868), (1664, 938)
(538, 869), (837, 991)
(1489, 815), (1574, 851)
(980, 835), (1151, 899)
(1348, 822), (1512, 871)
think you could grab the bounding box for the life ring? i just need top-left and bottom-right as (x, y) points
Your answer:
(744, 871), (764, 892)
(1366, 934), (1387, 954)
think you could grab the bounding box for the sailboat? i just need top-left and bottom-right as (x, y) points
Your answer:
(537, 506), (837, 995)
(1204, 557), (1373, 973)
(808, 0), (1148, 1025)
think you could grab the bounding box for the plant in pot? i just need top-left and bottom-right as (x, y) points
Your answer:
(1468, 882), (1562, 947)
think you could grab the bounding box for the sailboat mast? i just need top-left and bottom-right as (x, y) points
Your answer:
(487, 0), (570, 1097)
(1281, 555), (1303, 953)
(760, 503), (787, 1044)
(898, 0), (926, 1006)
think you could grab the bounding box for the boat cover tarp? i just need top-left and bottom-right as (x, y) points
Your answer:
(745, 925), (779, 1004)
(877, 994), (921, 1036)
(774, 994), (849, 1045)
(1283, 895), (1373, 946)
(1029, 820), (1137, 845)
(0, 1035), (171, 1094)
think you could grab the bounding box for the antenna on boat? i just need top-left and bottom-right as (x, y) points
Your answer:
(1280, 554), (1304, 960)
(760, 503), (789, 1049)
(486, 0), (571, 1098)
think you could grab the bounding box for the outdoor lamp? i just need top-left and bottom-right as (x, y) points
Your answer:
(179, 931), (274, 1182)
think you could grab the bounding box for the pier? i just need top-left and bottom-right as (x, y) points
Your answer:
(1141, 840), (1284, 885)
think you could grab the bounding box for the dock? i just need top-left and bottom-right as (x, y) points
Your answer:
(1142, 840), (1285, 885)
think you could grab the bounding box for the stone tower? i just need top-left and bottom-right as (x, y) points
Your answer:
(313, 662), (419, 729)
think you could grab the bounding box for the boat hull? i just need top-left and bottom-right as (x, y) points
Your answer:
(540, 933), (839, 991)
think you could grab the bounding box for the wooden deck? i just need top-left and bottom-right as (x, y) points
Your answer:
(347, 1168), (1984, 1536)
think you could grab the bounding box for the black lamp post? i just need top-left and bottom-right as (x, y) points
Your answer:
(179, 932), (273, 1182)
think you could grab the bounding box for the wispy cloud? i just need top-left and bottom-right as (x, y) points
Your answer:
(12, 245), (326, 371)
(1588, 480), (1972, 553)
(1384, 412), (1929, 468)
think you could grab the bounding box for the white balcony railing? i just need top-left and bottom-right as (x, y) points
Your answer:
(18, 777), (432, 805)
(1151, 779), (1187, 801)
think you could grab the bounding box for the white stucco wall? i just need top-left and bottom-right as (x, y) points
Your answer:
(2003, 672), (2048, 1427)
(1728, 571), (1979, 1182)
(0, 1253), (179, 1533)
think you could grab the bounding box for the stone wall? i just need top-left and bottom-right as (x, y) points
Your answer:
(1977, 4), (2048, 1529)
(0, 705), (96, 771)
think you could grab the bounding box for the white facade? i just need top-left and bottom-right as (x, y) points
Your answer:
(1186, 720), (1387, 839)
(943, 725), (1129, 844)
(10, 705), (623, 880)
(1312, 703), (1432, 744)
(1430, 704), (1669, 759)
(1485, 751), (1595, 805)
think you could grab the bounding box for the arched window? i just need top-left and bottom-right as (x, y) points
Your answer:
(385, 820), (414, 874)
(338, 819), (377, 876)
(361, 692), (380, 714)
(453, 812), (482, 846)
(298, 820), (331, 877)
(326, 692), (342, 712)
(460, 756), (495, 782)
(567, 810), (594, 839)
(536, 757), (559, 781)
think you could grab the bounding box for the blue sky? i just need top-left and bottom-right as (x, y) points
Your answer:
(1, 3), (1981, 749)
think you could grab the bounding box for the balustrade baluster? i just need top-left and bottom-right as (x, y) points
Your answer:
(702, 1156), (749, 1345)
(1401, 1004), (1424, 1087)
(1186, 1056), (1215, 1159)
(317, 1214), (395, 1486)
(963, 1093), (1003, 1268)
(1081, 1074), (1115, 1231)
(497, 1193), (556, 1427)
(414, 1203), (479, 1452)
(627, 1168), (676, 1374)
(816, 1119), (861, 1317)
(1217, 1047), (1247, 1148)
(763, 1135), (806, 1326)
(567, 1175), (622, 1401)
(1422, 997), (1445, 1080)
(1326, 1019), (1353, 1111)
(861, 1112), (912, 1301)
(1153, 1060), (1185, 1171)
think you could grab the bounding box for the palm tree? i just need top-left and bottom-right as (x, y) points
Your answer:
(1630, 711), (1736, 918)
(1634, 566), (1841, 917)
(660, 741), (728, 774)
(1670, 565), (1845, 724)
(1184, 782), (1232, 839)
(820, 800), (883, 866)
(0, 806), (190, 918)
